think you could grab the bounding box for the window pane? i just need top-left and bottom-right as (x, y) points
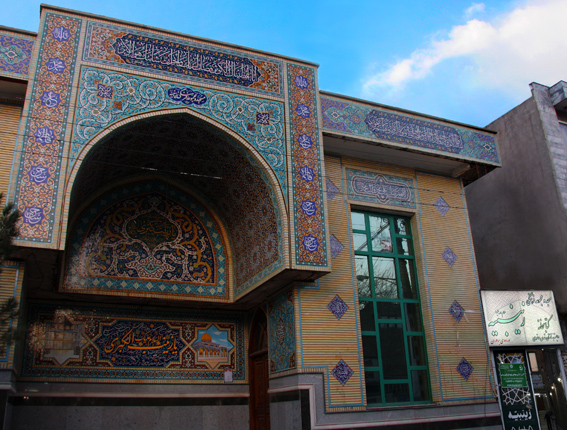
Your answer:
(376, 302), (401, 320)
(395, 238), (412, 255)
(412, 370), (430, 401)
(395, 218), (409, 235)
(385, 383), (410, 403)
(362, 336), (379, 367)
(379, 323), (407, 379)
(353, 233), (368, 252)
(399, 259), (417, 299)
(351, 212), (366, 230)
(356, 256), (371, 298)
(373, 257), (397, 298)
(369, 216), (392, 253)
(352, 212), (429, 407)
(408, 336), (426, 366)
(365, 371), (382, 404)
(359, 301), (375, 331)
(404, 303), (422, 332)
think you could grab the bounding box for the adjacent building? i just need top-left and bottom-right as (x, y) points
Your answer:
(0, 5), (502, 429)
(467, 80), (567, 429)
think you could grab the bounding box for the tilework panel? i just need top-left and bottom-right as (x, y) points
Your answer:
(327, 295), (348, 320)
(326, 178), (339, 201)
(73, 67), (287, 197)
(0, 32), (34, 77)
(268, 291), (295, 373)
(68, 114), (282, 296)
(14, 13), (82, 243)
(321, 96), (500, 164)
(20, 302), (245, 382)
(64, 181), (227, 299)
(456, 357), (473, 381)
(332, 359), (353, 385)
(442, 247), (458, 267)
(434, 196), (450, 216)
(329, 235), (343, 258)
(346, 168), (416, 208)
(287, 64), (328, 267)
(83, 21), (283, 97)
(449, 300), (465, 322)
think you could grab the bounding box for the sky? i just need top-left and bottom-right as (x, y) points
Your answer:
(2, 0), (566, 127)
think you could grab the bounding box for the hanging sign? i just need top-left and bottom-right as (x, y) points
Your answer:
(481, 290), (564, 347)
(499, 363), (528, 388)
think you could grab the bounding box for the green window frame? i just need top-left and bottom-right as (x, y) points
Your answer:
(352, 211), (431, 406)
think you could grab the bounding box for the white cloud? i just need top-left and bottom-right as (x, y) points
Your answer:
(363, 0), (567, 99)
(465, 3), (486, 18)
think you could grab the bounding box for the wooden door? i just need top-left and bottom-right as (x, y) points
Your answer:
(249, 310), (270, 430)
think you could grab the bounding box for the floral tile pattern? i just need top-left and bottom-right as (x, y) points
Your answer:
(434, 196), (450, 216)
(332, 359), (353, 385)
(457, 357), (473, 381)
(442, 247), (458, 267)
(326, 178), (340, 201)
(327, 295), (348, 320)
(449, 300), (465, 322)
(14, 12), (82, 242)
(268, 291), (295, 373)
(330, 235), (344, 258)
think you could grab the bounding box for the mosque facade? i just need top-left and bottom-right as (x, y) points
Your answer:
(0, 5), (503, 429)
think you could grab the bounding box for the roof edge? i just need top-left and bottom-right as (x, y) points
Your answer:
(320, 90), (497, 134)
(0, 25), (37, 36)
(39, 4), (319, 68)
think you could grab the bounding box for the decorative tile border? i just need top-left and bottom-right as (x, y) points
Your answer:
(83, 21), (283, 98)
(14, 13), (82, 242)
(20, 302), (246, 383)
(321, 96), (500, 165)
(346, 168), (416, 208)
(73, 67), (287, 197)
(0, 32), (35, 77)
(287, 63), (328, 267)
(268, 291), (295, 373)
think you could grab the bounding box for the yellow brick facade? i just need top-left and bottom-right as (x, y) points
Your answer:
(295, 154), (496, 411)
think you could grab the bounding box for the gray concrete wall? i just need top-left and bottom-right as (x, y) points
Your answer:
(7, 382), (249, 430)
(269, 373), (501, 429)
(10, 404), (249, 430)
(532, 83), (567, 212)
(466, 93), (567, 312)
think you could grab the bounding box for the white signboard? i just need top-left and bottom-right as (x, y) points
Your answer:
(481, 290), (564, 347)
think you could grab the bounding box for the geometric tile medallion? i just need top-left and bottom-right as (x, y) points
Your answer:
(326, 178), (340, 201)
(456, 357), (473, 381)
(332, 359), (354, 385)
(330, 234), (344, 258)
(449, 300), (465, 322)
(434, 196), (450, 216)
(327, 295), (348, 320)
(442, 247), (458, 267)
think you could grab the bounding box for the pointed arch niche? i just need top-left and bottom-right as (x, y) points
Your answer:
(61, 110), (288, 304)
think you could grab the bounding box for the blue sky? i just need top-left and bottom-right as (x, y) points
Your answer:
(3, 0), (566, 127)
